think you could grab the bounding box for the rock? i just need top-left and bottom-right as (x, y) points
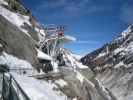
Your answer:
(0, 15), (39, 68)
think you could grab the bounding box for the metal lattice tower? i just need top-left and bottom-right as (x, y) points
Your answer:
(41, 25), (66, 58)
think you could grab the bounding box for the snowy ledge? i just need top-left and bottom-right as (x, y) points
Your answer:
(36, 49), (52, 61)
(0, 52), (32, 69)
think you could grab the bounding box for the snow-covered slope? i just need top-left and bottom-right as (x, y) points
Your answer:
(10, 72), (66, 100)
(61, 48), (88, 69)
(0, 52), (32, 69)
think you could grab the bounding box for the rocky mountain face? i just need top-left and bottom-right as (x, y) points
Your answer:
(0, 0), (43, 68)
(0, 15), (38, 67)
(81, 25), (133, 100)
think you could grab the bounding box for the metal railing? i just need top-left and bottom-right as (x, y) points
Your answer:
(2, 73), (30, 100)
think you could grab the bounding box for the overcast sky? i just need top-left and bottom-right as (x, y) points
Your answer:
(22, 0), (133, 55)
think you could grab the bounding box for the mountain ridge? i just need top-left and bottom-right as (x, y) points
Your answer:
(81, 25), (133, 100)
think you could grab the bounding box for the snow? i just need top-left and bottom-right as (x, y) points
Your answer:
(0, 6), (31, 37)
(36, 48), (52, 60)
(71, 54), (82, 60)
(113, 42), (133, 57)
(0, 0), (8, 6)
(75, 70), (95, 87)
(40, 29), (46, 36)
(21, 28), (31, 37)
(115, 25), (133, 42)
(97, 52), (106, 58)
(95, 78), (112, 100)
(125, 42), (133, 53)
(11, 73), (66, 100)
(121, 25), (133, 37)
(65, 53), (88, 69)
(114, 47), (124, 54)
(35, 27), (46, 40)
(0, 43), (2, 47)
(38, 29), (46, 44)
(76, 71), (84, 83)
(63, 53), (75, 68)
(55, 79), (68, 87)
(114, 61), (124, 68)
(0, 52), (32, 69)
(75, 61), (88, 69)
(73, 98), (77, 100)
(51, 61), (59, 72)
(87, 79), (95, 87)
(96, 79), (106, 92)
(114, 42), (133, 57)
(35, 27), (40, 32)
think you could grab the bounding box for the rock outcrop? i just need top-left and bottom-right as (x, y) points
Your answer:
(0, 15), (39, 67)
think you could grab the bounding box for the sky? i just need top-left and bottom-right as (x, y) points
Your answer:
(21, 0), (133, 55)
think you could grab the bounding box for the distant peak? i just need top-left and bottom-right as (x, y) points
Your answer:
(121, 25), (133, 37)
(128, 24), (133, 32)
